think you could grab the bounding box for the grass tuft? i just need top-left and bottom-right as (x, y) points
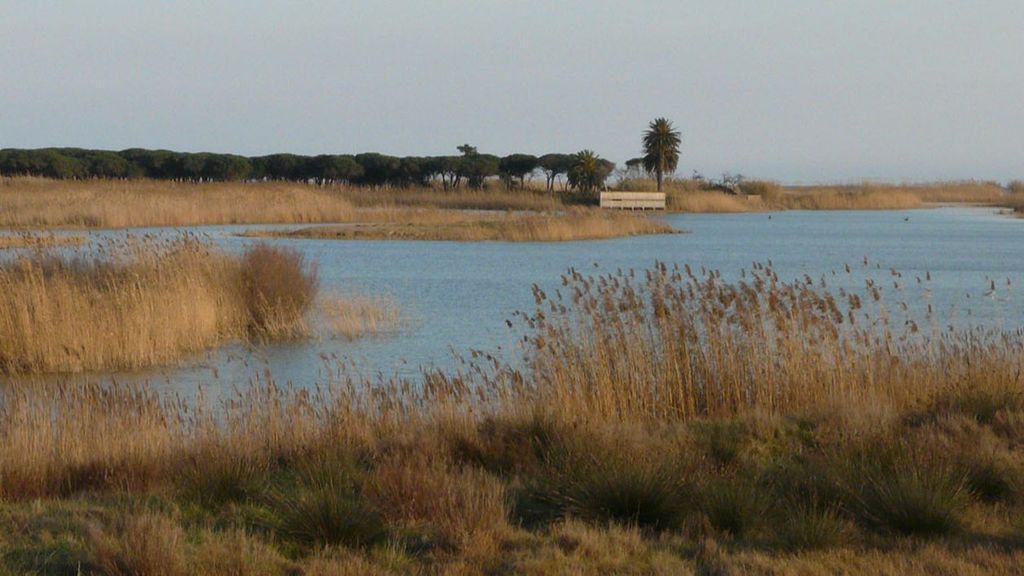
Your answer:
(698, 476), (769, 539)
(845, 447), (969, 537)
(269, 486), (387, 549)
(774, 503), (855, 550)
(519, 436), (688, 531)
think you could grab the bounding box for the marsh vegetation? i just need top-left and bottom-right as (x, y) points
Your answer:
(0, 262), (1023, 573)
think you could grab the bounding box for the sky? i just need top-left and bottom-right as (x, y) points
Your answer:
(1, 0), (1021, 183)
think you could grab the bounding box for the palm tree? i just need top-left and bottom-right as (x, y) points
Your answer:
(568, 150), (614, 194)
(642, 118), (681, 192)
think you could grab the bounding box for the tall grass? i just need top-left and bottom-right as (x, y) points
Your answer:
(0, 238), (317, 373)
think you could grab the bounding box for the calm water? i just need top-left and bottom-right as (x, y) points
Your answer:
(5, 207), (1023, 395)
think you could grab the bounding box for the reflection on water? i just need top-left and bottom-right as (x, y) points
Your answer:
(4, 207), (1023, 397)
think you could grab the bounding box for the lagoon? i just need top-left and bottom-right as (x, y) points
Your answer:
(7, 206), (1023, 395)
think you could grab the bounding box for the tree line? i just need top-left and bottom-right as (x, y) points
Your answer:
(0, 145), (616, 192)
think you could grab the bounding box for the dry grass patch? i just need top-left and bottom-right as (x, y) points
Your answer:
(245, 209), (677, 242)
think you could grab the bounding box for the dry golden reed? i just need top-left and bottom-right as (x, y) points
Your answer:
(248, 208), (678, 242)
(513, 261), (1020, 421)
(778, 181), (1006, 209)
(666, 190), (763, 213)
(0, 231), (86, 249)
(0, 177), (561, 228)
(0, 238), (317, 374)
(649, 179), (1008, 213)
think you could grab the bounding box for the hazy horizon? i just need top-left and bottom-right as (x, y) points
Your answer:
(2, 1), (1021, 184)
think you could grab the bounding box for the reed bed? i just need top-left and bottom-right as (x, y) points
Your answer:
(515, 261), (1021, 420)
(246, 208), (678, 242)
(650, 179), (1009, 213)
(0, 177), (560, 228)
(666, 190), (763, 212)
(1007, 194), (1024, 217)
(0, 177), (364, 228)
(775, 186), (924, 210)
(0, 238), (317, 374)
(0, 232), (86, 249)
(780, 181), (1007, 209)
(0, 262), (1023, 573)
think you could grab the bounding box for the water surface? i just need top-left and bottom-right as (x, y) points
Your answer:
(5, 207), (1023, 395)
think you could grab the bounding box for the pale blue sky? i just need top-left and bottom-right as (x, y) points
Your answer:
(2, 1), (1021, 182)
